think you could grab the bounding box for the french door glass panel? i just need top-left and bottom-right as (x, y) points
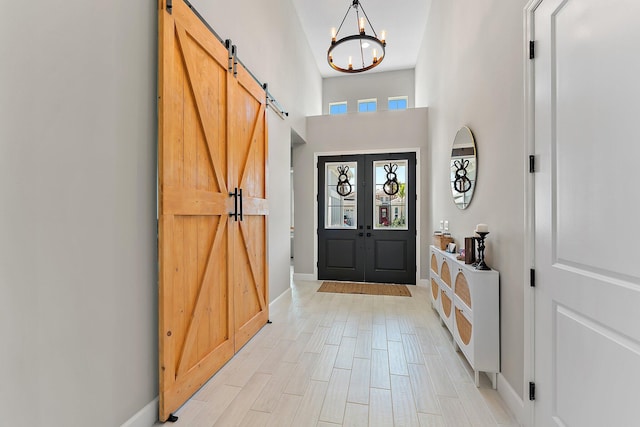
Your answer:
(325, 161), (357, 229)
(373, 160), (408, 230)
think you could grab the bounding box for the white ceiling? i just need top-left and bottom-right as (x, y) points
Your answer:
(292, 0), (431, 78)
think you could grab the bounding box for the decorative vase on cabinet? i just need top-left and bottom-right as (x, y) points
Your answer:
(429, 245), (500, 388)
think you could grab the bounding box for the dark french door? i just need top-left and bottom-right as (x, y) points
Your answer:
(318, 152), (416, 284)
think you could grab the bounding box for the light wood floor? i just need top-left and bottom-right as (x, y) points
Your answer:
(154, 278), (519, 427)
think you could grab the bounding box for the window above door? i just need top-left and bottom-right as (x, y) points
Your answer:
(388, 96), (408, 110)
(329, 101), (348, 115)
(358, 98), (377, 113)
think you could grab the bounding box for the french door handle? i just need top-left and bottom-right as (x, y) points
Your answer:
(358, 232), (364, 237)
(238, 188), (243, 221)
(366, 232), (372, 237)
(229, 188), (238, 221)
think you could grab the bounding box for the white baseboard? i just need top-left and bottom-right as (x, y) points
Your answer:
(120, 397), (158, 427)
(293, 273), (316, 282)
(497, 374), (527, 426)
(417, 278), (429, 288)
(270, 287), (292, 307)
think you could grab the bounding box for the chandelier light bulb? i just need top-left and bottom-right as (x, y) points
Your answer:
(359, 17), (365, 33)
(331, 27), (337, 43)
(381, 30), (386, 43)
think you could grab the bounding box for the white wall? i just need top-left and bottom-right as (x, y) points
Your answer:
(293, 108), (429, 278)
(0, 1), (321, 426)
(267, 115), (296, 300)
(415, 0), (528, 400)
(323, 69), (415, 114)
(0, 2), (157, 426)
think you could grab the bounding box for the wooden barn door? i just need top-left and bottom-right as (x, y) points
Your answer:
(158, 0), (268, 421)
(228, 64), (269, 350)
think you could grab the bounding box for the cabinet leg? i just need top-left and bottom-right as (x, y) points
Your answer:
(474, 370), (480, 387)
(491, 372), (497, 390)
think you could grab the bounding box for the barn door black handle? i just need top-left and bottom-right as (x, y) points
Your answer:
(238, 188), (243, 221)
(229, 188), (238, 221)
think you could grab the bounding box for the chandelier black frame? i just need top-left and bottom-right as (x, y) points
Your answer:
(327, 0), (386, 73)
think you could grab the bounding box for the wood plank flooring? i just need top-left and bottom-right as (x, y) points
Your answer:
(153, 278), (519, 426)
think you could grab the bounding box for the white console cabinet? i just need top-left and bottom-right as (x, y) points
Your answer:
(429, 245), (500, 388)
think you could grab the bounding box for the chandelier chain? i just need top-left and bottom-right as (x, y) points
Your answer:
(335, 4), (352, 37)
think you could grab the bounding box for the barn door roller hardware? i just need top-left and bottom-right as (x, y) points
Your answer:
(225, 40), (238, 76)
(263, 83), (289, 120)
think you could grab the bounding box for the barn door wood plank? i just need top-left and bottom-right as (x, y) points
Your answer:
(238, 221), (267, 311)
(158, 215), (176, 397)
(176, 217), (227, 375)
(175, 24), (227, 195)
(162, 188), (229, 216)
(238, 103), (265, 191)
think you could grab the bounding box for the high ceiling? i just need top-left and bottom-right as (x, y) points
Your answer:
(292, 0), (431, 78)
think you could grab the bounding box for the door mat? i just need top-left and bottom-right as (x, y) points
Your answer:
(317, 281), (412, 297)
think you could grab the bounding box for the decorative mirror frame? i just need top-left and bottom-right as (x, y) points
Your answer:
(450, 126), (477, 209)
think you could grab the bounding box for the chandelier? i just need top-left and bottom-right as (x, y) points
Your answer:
(327, 0), (386, 73)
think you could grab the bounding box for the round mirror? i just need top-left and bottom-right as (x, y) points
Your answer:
(450, 126), (477, 209)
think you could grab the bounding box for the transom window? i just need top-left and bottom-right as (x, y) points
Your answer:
(358, 98), (377, 113)
(329, 102), (348, 115)
(388, 96), (408, 110)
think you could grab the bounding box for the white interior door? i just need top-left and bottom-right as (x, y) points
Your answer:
(533, 0), (640, 425)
